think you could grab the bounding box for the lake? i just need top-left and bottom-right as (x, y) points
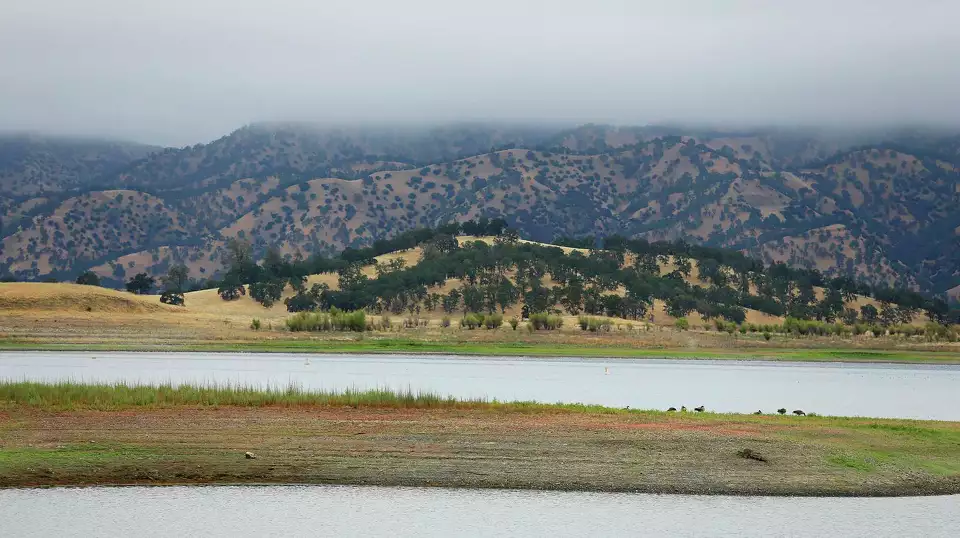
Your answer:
(1, 486), (957, 537)
(1, 351), (959, 419)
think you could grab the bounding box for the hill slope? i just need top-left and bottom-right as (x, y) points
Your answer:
(1, 124), (958, 296)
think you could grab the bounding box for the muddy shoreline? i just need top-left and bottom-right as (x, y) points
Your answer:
(2, 405), (958, 496)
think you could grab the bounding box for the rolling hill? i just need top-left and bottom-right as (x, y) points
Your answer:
(0, 235), (920, 334)
(1, 124), (958, 298)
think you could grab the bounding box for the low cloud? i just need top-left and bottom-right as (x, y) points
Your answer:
(1, 0), (957, 145)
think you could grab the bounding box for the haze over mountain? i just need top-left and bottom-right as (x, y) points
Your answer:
(2, 0), (959, 145)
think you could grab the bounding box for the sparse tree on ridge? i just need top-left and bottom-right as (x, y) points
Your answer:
(125, 272), (156, 295)
(75, 271), (101, 286)
(160, 265), (189, 306)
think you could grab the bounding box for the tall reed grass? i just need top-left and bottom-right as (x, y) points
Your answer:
(529, 312), (563, 330)
(286, 308), (366, 332)
(577, 315), (612, 332)
(0, 381), (479, 410)
(0, 381), (637, 414)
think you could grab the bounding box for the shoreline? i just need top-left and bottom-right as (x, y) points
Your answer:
(3, 338), (960, 365)
(1, 383), (958, 497)
(6, 478), (960, 498)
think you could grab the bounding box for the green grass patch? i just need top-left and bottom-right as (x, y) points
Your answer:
(0, 444), (159, 466)
(3, 336), (960, 364)
(916, 458), (960, 476)
(828, 453), (877, 472)
(863, 423), (960, 443)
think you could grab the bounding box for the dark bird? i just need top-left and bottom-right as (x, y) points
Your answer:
(694, 405), (705, 412)
(667, 407), (677, 412)
(753, 410), (762, 415)
(792, 410), (806, 416)
(777, 408), (787, 415)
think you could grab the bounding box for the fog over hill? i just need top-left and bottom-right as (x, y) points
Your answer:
(1, 0), (959, 145)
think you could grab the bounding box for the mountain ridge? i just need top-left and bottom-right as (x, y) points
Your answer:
(1, 124), (958, 297)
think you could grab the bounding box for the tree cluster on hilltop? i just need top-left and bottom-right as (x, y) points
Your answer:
(215, 221), (960, 328)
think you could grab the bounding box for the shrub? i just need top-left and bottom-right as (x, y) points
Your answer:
(674, 317), (689, 331)
(75, 271), (101, 286)
(529, 313), (563, 330)
(484, 313), (503, 329)
(250, 318), (262, 330)
(441, 315), (451, 328)
(286, 308), (366, 332)
(508, 317), (519, 330)
(461, 312), (483, 329)
(578, 316), (611, 332)
(763, 331), (772, 341)
(587, 317), (612, 332)
(932, 325), (955, 341)
(160, 291), (185, 306)
(403, 317), (424, 329)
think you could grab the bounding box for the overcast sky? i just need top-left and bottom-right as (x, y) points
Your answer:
(1, 0), (958, 146)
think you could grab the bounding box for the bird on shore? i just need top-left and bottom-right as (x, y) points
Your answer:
(694, 405), (705, 412)
(667, 407), (677, 412)
(753, 410), (763, 415)
(604, 367), (610, 375)
(792, 409), (806, 416)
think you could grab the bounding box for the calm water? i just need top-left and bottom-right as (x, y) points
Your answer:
(1, 486), (958, 537)
(1, 351), (959, 420)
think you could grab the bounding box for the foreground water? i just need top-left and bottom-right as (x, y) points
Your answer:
(1, 486), (958, 537)
(2, 351), (959, 419)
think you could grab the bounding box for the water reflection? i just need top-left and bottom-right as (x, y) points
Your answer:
(1, 486), (957, 538)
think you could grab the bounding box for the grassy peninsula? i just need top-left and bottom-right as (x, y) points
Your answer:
(1, 382), (958, 496)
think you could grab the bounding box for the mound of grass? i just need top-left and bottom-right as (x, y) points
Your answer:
(0, 282), (169, 313)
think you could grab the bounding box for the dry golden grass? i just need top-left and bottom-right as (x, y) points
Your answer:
(0, 283), (175, 314)
(370, 247), (425, 273)
(456, 235), (591, 255)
